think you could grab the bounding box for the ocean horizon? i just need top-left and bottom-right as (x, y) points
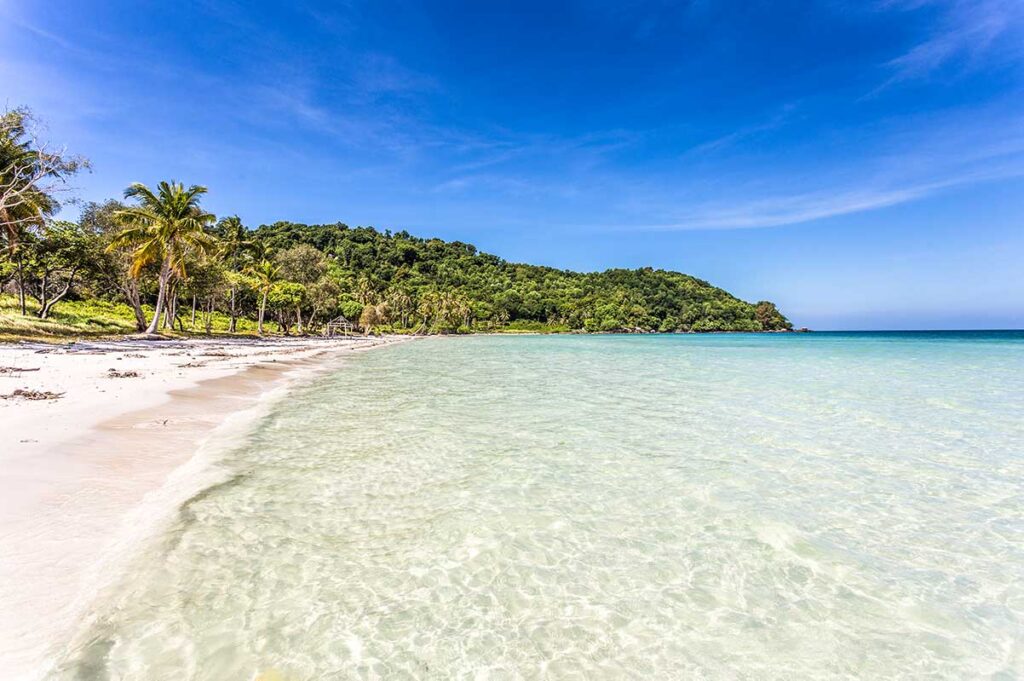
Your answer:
(49, 332), (1024, 679)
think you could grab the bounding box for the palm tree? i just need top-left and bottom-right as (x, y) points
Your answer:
(249, 259), (280, 335)
(356, 275), (378, 305)
(0, 110), (57, 246)
(1, 127), (54, 315)
(418, 290), (440, 332)
(2, 108), (87, 315)
(110, 181), (216, 334)
(217, 215), (251, 332)
(385, 288), (414, 328)
(248, 238), (273, 264)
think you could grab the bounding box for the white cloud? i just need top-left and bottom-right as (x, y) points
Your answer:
(882, 0), (1024, 82)
(602, 104), (1024, 231)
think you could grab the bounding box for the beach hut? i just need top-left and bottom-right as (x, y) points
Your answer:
(325, 315), (356, 337)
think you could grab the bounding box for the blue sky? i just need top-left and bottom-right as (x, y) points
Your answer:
(2, 0), (1022, 329)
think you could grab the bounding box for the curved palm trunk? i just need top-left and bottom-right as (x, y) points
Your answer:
(258, 288), (269, 335)
(145, 261), (171, 334)
(163, 285), (176, 330)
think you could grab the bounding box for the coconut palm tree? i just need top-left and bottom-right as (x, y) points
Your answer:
(0, 109), (59, 246)
(217, 215), (251, 332)
(385, 287), (414, 328)
(1, 120), (55, 315)
(249, 258), (281, 335)
(356, 275), (379, 305)
(110, 181), (216, 334)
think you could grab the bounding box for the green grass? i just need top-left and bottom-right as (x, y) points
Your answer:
(0, 293), (579, 343)
(1, 296), (137, 342)
(0, 294), (278, 343)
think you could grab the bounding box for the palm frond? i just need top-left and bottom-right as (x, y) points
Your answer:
(127, 238), (162, 278)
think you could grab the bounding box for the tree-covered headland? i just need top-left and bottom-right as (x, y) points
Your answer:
(1, 107), (791, 337)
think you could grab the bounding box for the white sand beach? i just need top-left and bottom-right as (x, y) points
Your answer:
(0, 335), (409, 680)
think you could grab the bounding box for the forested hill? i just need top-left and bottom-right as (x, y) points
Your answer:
(255, 221), (792, 333)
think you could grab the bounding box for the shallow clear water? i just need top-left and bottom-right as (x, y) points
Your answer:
(55, 333), (1024, 679)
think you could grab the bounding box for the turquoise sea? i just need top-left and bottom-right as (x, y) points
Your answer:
(55, 332), (1024, 679)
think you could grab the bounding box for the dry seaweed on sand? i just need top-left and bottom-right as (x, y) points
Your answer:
(1, 389), (64, 401)
(107, 368), (141, 378)
(0, 366), (41, 374)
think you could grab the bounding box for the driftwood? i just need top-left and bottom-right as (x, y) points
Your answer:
(0, 366), (40, 374)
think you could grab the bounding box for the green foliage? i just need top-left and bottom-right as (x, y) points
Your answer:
(3, 215), (792, 338)
(339, 299), (363, 320)
(276, 244), (326, 285)
(249, 221), (793, 333)
(268, 281), (304, 309)
(19, 219), (105, 317)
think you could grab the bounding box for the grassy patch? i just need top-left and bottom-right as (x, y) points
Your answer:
(0, 296), (138, 343)
(0, 295), (278, 343)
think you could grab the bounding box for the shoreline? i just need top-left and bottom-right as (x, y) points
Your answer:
(0, 335), (411, 680)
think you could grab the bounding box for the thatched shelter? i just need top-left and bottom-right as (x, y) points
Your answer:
(325, 315), (356, 337)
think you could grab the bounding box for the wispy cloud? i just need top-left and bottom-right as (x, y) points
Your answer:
(880, 0), (1024, 83)
(348, 53), (437, 101)
(431, 129), (638, 192)
(0, 3), (82, 54)
(685, 103), (799, 156)
(601, 105), (1024, 231)
(637, 172), (1016, 231)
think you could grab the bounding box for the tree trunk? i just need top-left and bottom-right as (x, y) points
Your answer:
(229, 284), (237, 333)
(16, 251), (27, 316)
(37, 271), (49, 315)
(38, 268), (79, 319)
(145, 262), (170, 334)
(191, 294), (197, 328)
(296, 306), (303, 335)
(122, 279), (148, 332)
(163, 289), (175, 330)
(258, 289), (268, 335)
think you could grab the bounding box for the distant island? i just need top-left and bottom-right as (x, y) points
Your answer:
(1, 106), (791, 340)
